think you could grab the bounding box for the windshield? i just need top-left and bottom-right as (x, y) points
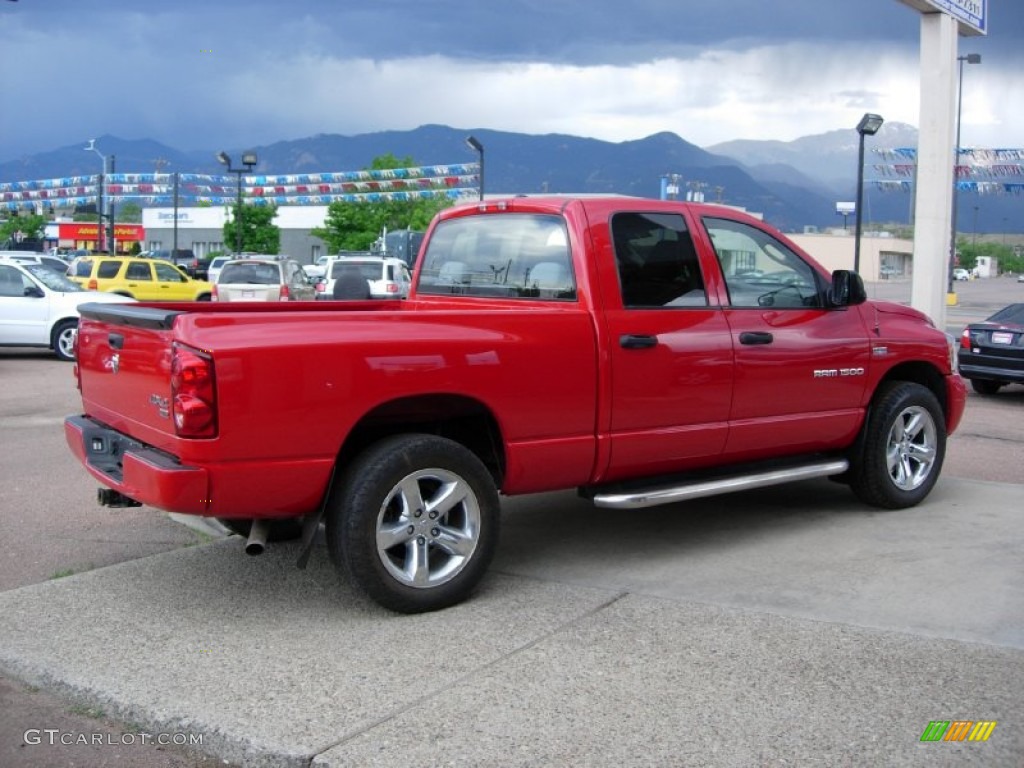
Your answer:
(24, 263), (84, 292)
(331, 261), (381, 281)
(218, 262), (282, 284)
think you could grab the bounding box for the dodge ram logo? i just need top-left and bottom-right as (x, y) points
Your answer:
(813, 367), (865, 378)
(103, 353), (120, 374)
(149, 394), (170, 419)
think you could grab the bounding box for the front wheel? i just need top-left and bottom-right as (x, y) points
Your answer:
(848, 382), (946, 509)
(52, 319), (78, 362)
(326, 434), (500, 613)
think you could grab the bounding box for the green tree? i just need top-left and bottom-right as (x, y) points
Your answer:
(311, 153), (453, 252)
(956, 239), (1023, 275)
(117, 202), (143, 223)
(1, 212), (48, 247)
(223, 203), (281, 254)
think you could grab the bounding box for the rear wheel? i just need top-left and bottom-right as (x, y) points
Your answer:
(52, 319), (78, 362)
(326, 434), (500, 613)
(849, 382), (946, 509)
(970, 379), (1002, 395)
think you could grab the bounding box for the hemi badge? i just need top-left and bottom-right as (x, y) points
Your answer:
(872, 346), (889, 357)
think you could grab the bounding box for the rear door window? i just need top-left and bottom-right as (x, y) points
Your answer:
(611, 212), (707, 308)
(97, 260), (122, 279)
(125, 261), (152, 280)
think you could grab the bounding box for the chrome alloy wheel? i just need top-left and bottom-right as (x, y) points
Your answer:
(375, 468), (482, 589)
(885, 404), (938, 491)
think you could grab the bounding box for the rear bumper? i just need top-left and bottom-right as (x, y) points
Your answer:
(958, 360), (1024, 384)
(64, 415), (334, 518)
(65, 415), (210, 514)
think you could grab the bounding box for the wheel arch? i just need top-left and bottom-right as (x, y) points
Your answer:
(874, 361), (949, 425)
(50, 316), (78, 348)
(336, 393), (506, 487)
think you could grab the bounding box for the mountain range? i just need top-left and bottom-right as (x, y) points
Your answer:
(0, 123), (1016, 233)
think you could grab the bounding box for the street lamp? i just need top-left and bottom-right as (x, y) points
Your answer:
(217, 150), (258, 253)
(853, 113), (884, 274)
(949, 53), (981, 294)
(84, 139), (111, 253)
(465, 135), (484, 201)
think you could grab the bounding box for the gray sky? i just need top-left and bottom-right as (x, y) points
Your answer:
(1, 0), (1020, 163)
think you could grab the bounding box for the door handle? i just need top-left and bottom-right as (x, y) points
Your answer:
(108, 333), (124, 350)
(620, 334), (658, 349)
(739, 331), (773, 345)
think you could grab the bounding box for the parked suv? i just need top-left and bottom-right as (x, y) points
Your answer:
(317, 256), (412, 300)
(141, 249), (204, 278)
(67, 256), (213, 301)
(0, 257), (134, 361)
(213, 257), (316, 302)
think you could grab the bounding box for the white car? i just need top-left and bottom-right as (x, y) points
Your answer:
(0, 258), (135, 361)
(205, 255), (234, 285)
(318, 256), (412, 300)
(953, 268), (970, 281)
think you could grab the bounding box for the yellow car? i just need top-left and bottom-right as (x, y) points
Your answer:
(67, 256), (213, 301)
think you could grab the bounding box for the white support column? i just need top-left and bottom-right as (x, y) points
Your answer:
(910, 12), (958, 327)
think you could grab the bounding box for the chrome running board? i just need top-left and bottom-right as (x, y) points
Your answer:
(591, 459), (850, 510)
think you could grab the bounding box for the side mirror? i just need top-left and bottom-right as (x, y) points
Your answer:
(828, 269), (867, 307)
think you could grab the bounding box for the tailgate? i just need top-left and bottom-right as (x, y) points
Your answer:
(75, 303), (185, 439)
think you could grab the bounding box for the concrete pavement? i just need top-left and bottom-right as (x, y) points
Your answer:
(1, 475), (1021, 767)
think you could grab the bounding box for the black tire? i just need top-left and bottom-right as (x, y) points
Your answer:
(196, 293), (212, 302)
(848, 382), (946, 509)
(52, 319), (78, 362)
(326, 434), (500, 613)
(970, 379), (1002, 395)
(217, 518), (304, 542)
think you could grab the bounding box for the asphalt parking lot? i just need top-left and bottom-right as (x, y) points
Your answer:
(0, 277), (1022, 767)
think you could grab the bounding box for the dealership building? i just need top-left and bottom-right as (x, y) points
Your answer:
(142, 206), (331, 264)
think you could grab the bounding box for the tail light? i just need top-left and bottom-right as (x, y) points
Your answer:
(386, 283), (399, 293)
(960, 328), (972, 350)
(171, 344), (217, 438)
(279, 284), (290, 301)
(315, 280), (326, 293)
(211, 284), (219, 301)
(87, 279), (98, 290)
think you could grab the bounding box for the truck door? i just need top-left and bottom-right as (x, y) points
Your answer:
(599, 211), (734, 482)
(696, 215), (870, 459)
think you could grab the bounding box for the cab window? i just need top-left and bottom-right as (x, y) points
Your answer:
(702, 217), (822, 309)
(612, 212), (707, 308)
(155, 263), (187, 282)
(418, 214), (575, 300)
(0, 265), (28, 297)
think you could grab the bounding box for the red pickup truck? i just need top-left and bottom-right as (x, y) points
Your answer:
(65, 196), (967, 613)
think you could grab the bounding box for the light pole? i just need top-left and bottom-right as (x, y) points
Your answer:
(84, 139), (109, 252)
(853, 113), (884, 274)
(949, 53), (981, 294)
(465, 135), (484, 201)
(217, 151), (258, 253)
